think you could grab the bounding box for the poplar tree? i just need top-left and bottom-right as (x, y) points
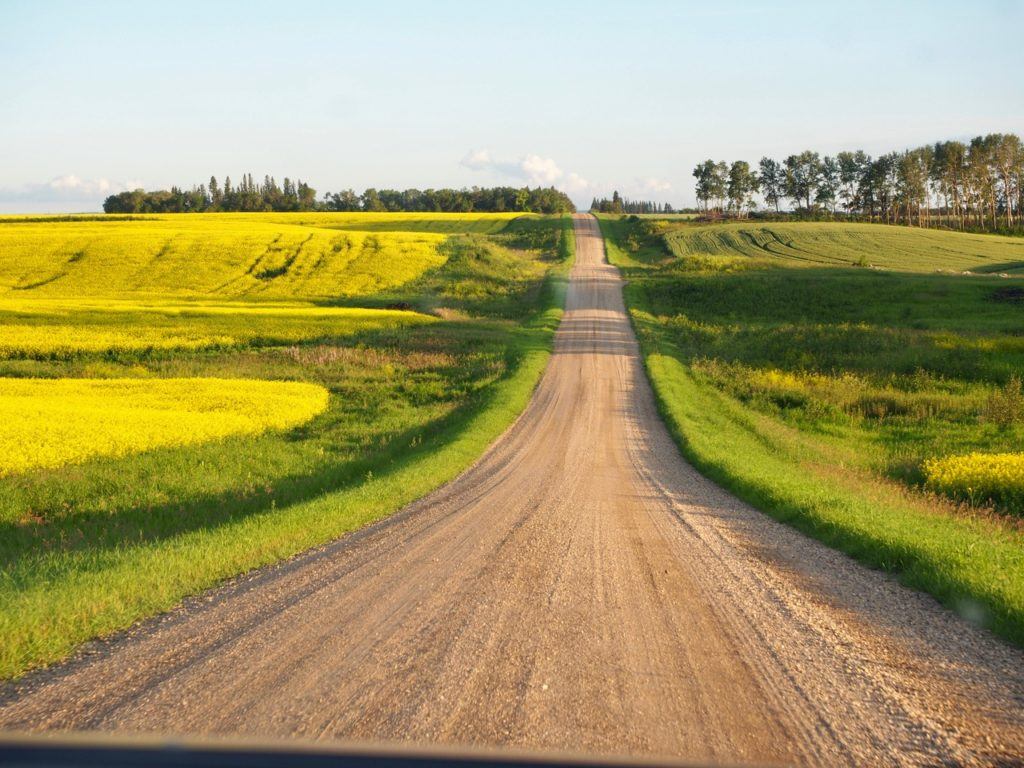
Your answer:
(757, 158), (784, 213)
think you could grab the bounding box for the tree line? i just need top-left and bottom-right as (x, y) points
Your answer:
(103, 176), (576, 214)
(693, 133), (1024, 231)
(590, 191), (677, 214)
(103, 175), (316, 213)
(321, 185), (574, 214)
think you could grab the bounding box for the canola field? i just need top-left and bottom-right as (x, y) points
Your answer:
(0, 377), (329, 475)
(0, 213), (516, 357)
(0, 300), (432, 357)
(0, 213), (524, 300)
(0, 212), (516, 461)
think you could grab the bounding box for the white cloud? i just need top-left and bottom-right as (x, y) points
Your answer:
(459, 149), (494, 172)
(564, 172), (591, 193)
(0, 175), (140, 213)
(458, 150), (678, 209)
(461, 148), (589, 190)
(519, 154), (563, 186)
(46, 175), (119, 196)
(47, 175), (82, 192)
(636, 177), (672, 194)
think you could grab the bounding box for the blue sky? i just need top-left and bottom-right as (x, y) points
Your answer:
(2, 0), (1021, 211)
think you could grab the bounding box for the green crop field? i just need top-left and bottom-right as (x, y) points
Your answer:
(660, 220), (1024, 273)
(0, 212), (573, 679)
(600, 215), (1024, 646)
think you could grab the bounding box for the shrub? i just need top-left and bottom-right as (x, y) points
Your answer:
(984, 375), (1023, 429)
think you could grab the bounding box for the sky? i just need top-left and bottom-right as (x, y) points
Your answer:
(2, 0), (1022, 212)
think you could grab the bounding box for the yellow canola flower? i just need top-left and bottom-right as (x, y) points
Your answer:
(0, 324), (234, 356)
(0, 217), (452, 299)
(748, 368), (808, 391)
(0, 297), (430, 316)
(0, 377), (330, 475)
(923, 452), (1024, 506)
(0, 303), (432, 357)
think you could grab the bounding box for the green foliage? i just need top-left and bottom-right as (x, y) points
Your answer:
(984, 375), (1024, 429)
(692, 159), (728, 213)
(105, 179), (577, 214)
(727, 160), (758, 216)
(784, 151), (822, 210)
(590, 193), (673, 214)
(698, 132), (1024, 231)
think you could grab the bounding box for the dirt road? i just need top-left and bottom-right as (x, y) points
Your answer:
(2, 215), (1022, 766)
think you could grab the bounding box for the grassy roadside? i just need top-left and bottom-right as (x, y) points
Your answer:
(598, 215), (1024, 647)
(0, 216), (574, 679)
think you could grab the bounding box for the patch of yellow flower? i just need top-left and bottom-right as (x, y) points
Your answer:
(0, 377), (330, 475)
(747, 368), (811, 391)
(0, 324), (234, 357)
(0, 297), (425, 315)
(0, 301), (433, 357)
(924, 452), (1024, 508)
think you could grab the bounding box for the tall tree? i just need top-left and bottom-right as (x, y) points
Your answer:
(897, 148), (931, 226)
(758, 157), (785, 213)
(967, 137), (997, 228)
(693, 160), (716, 213)
(784, 151), (821, 210)
(727, 160), (758, 217)
(361, 188), (385, 212)
(991, 133), (1023, 227)
(816, 156), (840, 214)
(932, 141), (966, 228)
(711, 162), (728, 212)
(837, 151), (869, 215)
(209, 176), (221, 208)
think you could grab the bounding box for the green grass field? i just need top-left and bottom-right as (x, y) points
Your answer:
(0, 212), (573, 679)
(600, 215), (1024, 646)
(660, 220), (1024, 273)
